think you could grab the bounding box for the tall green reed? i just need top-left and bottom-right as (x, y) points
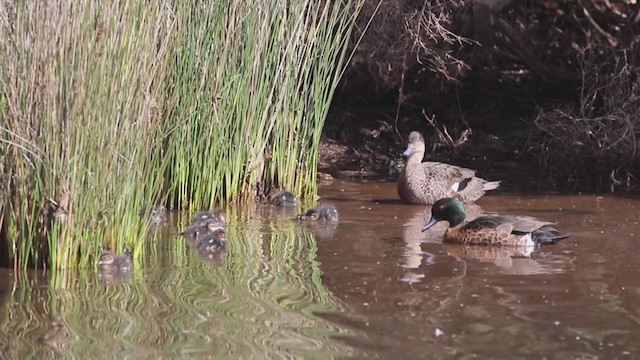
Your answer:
(0, 0), (364, 271)
(0, 1), (175, 272)
(164, 0), (363, 208)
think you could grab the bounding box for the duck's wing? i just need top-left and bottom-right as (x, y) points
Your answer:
(464, 214), (512, 230)
(468, 214), (553, 234)
(421, 162), (478, 193)
(422, 162), (476, 180)
(510, 215), (555, 234)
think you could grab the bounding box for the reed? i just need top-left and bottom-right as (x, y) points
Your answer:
(0, 1), (177, 272)
(163, 0), (363, 207)
(0, 0), (363, 270)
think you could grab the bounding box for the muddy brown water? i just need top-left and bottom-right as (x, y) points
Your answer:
(1, 180), (640, 358)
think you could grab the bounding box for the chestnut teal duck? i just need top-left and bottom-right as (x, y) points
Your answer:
(180, 220), (225, 242)
(422, 198), (571, 246)
(298, 204), (339, 222)
(397, 131), (500, 204)
(190, 208), (227, 228)
(98, 248), (133, 272)
(268, 190), (298, 207)
(196, 228), (227, 253)
(149, 205), (168, 226)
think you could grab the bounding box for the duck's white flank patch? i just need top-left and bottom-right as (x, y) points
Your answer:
(518, 234), (536, 247)
(451, 182), (460, 192)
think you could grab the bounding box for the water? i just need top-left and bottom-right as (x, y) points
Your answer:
(1, 181), (640, 359)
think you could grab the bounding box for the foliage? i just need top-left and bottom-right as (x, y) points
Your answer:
(0, 0), (362, 270)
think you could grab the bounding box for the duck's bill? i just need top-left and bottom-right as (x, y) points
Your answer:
(402, 144), (414, 157)
(421, 217), (439, 232)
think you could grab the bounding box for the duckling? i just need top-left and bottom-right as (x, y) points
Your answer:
(268, 190), (298, 207)
(97, 248), (133, 272)
(397, 131), (500, 204)
(196, 228), (227, 253)
(179, 220), (225, 242)
(422, 198), (571, 246)
(298, 204), (339, 222)
(190, 208), (227, 228)
(149, 205), (168, 226)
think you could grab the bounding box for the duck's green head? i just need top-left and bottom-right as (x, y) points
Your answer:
(421, 198), (466, 231)
(403, 131), (426, 157)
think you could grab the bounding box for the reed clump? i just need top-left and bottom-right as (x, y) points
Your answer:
(0, 0), (363, 270)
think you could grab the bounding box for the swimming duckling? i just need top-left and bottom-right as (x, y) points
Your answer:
(298, 204), (339, 222)
(190, 208), (227, 228)
(180, 220), (225, 242)
(268, 190), (298, 207)
(149, 205), (168, 226)
(422, 198), (571, 246)
(97, 248), (133, 272)
(397, 131), (500, 204)
(196, 228), (227, 253)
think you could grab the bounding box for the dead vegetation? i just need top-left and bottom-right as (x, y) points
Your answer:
(534, 47), (640, 176)
(330, 0), (640, 183)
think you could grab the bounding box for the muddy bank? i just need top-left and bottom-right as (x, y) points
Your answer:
(319, 107), (535, 182)
(319, 0), (640, 188)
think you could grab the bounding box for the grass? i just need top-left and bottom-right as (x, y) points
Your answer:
(0, 0), (363, 271)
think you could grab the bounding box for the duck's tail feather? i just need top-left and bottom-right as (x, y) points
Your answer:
(533, 226), (571, 245)
(482, 180), (501, 191)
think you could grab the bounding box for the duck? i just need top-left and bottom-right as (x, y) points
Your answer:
(397, 131), (500, 204)
(298, 204), (339, 222)
(268, 190), (298, 207)
(148, 205), (168, 226)
(97, 248), (134, 272)
(196, 228), (227, 253)
(190, 208), (227, 227)
(179, 220), (225, 242)
(421, 198), (571, 246)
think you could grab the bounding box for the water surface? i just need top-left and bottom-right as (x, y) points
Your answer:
(1, 181), (639, 359)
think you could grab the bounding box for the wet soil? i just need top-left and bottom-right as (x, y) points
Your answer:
(318, 108), (540, 183)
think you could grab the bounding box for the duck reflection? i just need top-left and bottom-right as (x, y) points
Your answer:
(36, 317), (72, 352)
(196, 246), (227, 266)
(98, 270), (133, 286)
(446, 244), (570, 276)
(194, 228), (228, 266)
(302, 221), (339, 240)
(401, 204), (483, 270)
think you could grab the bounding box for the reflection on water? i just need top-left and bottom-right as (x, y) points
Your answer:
(0, 204), (358, 359)
(402, 204), (484, 274)
(317, 181), (640, 358)
(2, 181), (640, 358)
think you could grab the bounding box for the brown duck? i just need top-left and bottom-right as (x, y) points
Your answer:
(397, 131), (500, 204)
(422, 198), (571, 246)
